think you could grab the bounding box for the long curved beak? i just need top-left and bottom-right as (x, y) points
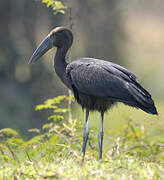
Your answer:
(29, 35), (53, 64)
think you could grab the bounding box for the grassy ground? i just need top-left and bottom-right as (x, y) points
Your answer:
(1, 153), (163, 179)
(0, 98), (164, 179)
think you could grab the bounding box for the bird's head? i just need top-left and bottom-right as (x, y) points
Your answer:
(29, 27), (73, 64)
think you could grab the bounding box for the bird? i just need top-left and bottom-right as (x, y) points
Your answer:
(29, 26), (158, 160)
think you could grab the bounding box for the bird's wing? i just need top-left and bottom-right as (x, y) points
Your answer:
(66, 58), (153, 106)
(100, 60), (151, 97)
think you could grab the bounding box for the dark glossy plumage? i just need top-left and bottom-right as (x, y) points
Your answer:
(29, 27), (158, 160)
(66, 57), (157, 114)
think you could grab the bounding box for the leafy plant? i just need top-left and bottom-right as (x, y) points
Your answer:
(41, 0), (67, 14)
(25, 95), (84, 158)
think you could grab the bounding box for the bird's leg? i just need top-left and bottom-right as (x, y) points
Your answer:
(98, 111), (104, 160)
(82, 109), (89, 161)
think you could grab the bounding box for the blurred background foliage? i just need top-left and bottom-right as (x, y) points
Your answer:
(0, 0), (164, 138)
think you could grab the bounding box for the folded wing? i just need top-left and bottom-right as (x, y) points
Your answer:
(66, 58), (157, 114)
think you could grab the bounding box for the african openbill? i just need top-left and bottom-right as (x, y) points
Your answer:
(29, 27), (158, 160)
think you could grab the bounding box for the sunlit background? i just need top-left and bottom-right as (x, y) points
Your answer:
(0, 0), (163, 138)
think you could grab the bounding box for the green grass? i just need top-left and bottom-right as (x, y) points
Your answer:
(1, 153), (164, 179)
(0, 99), (164, 179)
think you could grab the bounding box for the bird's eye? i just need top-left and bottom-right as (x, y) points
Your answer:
(51, 32), (56, 38)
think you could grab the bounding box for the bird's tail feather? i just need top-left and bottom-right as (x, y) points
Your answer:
(129, 84), (158, 115)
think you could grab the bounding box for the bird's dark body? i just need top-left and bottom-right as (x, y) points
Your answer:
(29, 27), (158, 160)
(66, 58), (157, 114)
(73, 89), (115, 112)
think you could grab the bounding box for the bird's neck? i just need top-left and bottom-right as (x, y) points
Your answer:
(54, 45), (71, 89)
